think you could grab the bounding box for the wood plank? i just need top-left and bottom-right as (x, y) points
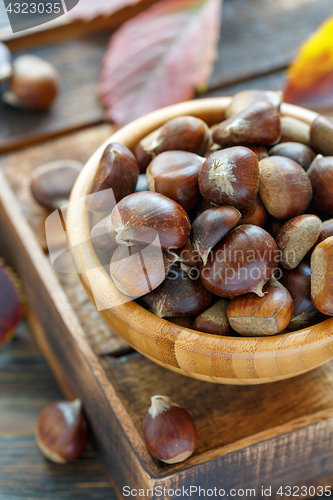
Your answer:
(103, 352), (333, 460)
(0, 124), (130, 356)
(0, 323), (115, 500)
(0, 33), (111, 154)
(1, 0), (332, 154)
(0, 169), (158, 484)
(0, 0), (162, 49)
(211, 0), (333, 89)
(0, 124), (113, 251)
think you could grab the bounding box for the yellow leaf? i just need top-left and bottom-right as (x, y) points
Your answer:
(284, 15), (333, 108)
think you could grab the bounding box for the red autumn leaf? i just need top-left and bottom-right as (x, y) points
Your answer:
(99, 0), (223, 125)
(70, 0), (147, 20)
(284, 16), (333, 109)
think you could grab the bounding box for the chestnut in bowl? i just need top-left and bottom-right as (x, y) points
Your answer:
(67, 97), (333, 385)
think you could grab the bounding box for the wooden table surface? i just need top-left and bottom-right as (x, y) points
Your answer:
(1, 0), (333, 497)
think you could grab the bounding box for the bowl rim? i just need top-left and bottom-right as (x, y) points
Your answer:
(66, 96), (333, 384)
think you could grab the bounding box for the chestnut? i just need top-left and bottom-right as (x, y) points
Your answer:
(246, 145), (268, 161)
(142, 395), (197, 464)
(239, 195), (268, 228)
(258, 156), (312, 220)
(35, 399), (88, 464)
(110, 244), (178, 297)
(3, 55), (59, 111)
(198, 147), (260, 209)
(224, 89), (283, 118)
(227, 277), (294, 336)
(174, 239), (201, 267)
(139, 268), (212, 317)
(276, 215), (322, 270)
(268, 142), (316, 171)
(307, 155), (333, 215)
(282, 261), (326, 331)
(110, 192), (191, 249)
(86, 143), (139, 213)
(200, 224), (279, 298)
(317, 219), (333, 245)
(30, 160), (83, 211)
(190, 206), (241, 265)
(280, 115), (311, 146)
(192, 299), (233, 336)
(140, 116), (210, 157)
(90, 215), (118, 252)
(146, 151), (204, 211)
(310, 115), (333, 156)
(311, 236), (333, 315)
(212, 100), (281, 147)
(134, 142), (153, 174)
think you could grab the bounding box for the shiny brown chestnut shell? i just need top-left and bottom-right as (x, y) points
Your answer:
(110, 191), (191, 249)
(282, 261), (326, 331)
(190, 206), (241, 265)
(200, 224), (280, 298)
(86, 143), (139, 213)
(311, 236), (333, 316)
(142, 395), (197, 464)
(110, 244), (178, 297)
(227, 278), (294, 336)
(239, 195), (268, 228)
(310, 115), (333, 156)
(268, 142), (316, 171)
(213, 100), (281, 147)
(141, 115), (210, 157)
(3, 54), (59, 111)
(276, 214), (322, 270)
(307, 155), (333, 215)
(224, 89), (283, 118)
(259, 156), (313, 220)
(198, 147), (260, 209)
(139, 268), (212, 317)
(192, 299), (233, 336)
(146, 151), (204, 211)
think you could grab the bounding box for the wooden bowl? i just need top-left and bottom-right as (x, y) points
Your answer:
(67, 97), (333, 385)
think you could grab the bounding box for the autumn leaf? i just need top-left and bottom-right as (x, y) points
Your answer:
(69, 0), (148, 20)
(99, 0), (222, 125)
(284, 16), (333, 109)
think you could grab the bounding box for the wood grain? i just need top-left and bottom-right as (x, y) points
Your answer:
(0, 128), (130, 358)
(211, 0), (333, 89)
(0, 34), (110, 154)
(0, 323), (115, 500)
(1, 0), (332, 154)
(0, 0), (162, 48)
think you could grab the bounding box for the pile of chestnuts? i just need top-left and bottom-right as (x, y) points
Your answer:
(88, 89), (333, 337)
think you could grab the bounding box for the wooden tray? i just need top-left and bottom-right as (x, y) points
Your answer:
(1, 126), (333, 499)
